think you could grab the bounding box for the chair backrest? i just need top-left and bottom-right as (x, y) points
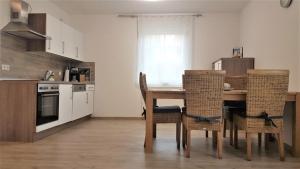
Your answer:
(225, 76), (247, 90)
(139, 72), (148, 103)
(183, 70), (225, 118)
(246, 70), (289, 117)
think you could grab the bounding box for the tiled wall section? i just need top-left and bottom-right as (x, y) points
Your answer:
(0, 32), (94, 82)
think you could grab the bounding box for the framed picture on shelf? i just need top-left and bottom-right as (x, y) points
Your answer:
(233, 47), (243, 58)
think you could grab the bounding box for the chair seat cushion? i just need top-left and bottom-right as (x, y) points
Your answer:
(153, 106), (181, 113)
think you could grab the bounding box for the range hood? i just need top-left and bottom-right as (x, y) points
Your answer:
(1, 0), (46, 40)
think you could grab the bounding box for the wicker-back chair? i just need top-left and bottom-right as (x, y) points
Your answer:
(223, 76), (247, 145)
(139, 72), (182, 149)
(233, 70), (289, 161)
(182, 70), (225, 158)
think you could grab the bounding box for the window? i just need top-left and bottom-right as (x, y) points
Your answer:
(137, 16), (194, 87)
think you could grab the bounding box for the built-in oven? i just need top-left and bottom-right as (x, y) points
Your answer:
(37, 84), (59, 126)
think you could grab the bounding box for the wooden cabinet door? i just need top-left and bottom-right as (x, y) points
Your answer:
(222, 58), (254, 76)
(46, 14), (62, 55)
(58, 85), (73, 125)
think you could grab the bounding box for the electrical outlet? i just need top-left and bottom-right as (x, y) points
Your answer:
(1, 64), (10, 71)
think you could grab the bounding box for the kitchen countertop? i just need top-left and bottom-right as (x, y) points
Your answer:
(0, 78), (95, 85)
(38, 81), (95, 85)
(0, 78), (39, 81)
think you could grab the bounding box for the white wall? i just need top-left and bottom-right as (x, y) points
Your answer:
(240, 0), (299, 91)
(194, 13), (240, 69)
(72, 13), (241, 117)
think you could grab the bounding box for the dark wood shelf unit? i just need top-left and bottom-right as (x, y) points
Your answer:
(212, 58), (255, 76)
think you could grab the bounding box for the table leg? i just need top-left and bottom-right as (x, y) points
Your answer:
(293, 93), (300, 156)
(145, 91), (153, 153)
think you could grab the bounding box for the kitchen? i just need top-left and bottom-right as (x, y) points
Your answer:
(0, 0), (95, 142)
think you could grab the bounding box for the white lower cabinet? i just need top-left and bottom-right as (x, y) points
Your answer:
(72, 85), (94, 120)
(58, 84), (73, 125)
(72, 91), (88, 120)
(86, 85), (95, 116)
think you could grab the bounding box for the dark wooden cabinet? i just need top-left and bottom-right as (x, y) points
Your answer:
(0, 80), (38, 142)
(212, 58), (255, 76)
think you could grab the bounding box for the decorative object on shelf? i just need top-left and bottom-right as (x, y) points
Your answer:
(280, 0), (293, 8)
(232, 47), (243, 58)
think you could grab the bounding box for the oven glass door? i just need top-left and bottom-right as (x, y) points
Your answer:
(37, 92), (59, 126)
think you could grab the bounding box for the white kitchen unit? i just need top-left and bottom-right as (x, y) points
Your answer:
(28, 13), (84, 61)
(86, 84), (95, 116)
(72, 84), (94, 120)
(62, 23), (76, 59)
(74, 30), (84, 61)
(72, 85), (87, 120)
(45, 14), (62, 56)
(58, 84), (73, 125)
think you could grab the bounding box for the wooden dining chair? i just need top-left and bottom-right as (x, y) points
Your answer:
(139, 72), (182, 149)
(182, 70), (225, 158)
(233, 70), (289, 161)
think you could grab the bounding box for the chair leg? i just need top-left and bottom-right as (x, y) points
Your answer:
(217, 130), (223, 159)
(277, 132), (285, 161)
(223, 120), (227, 138)
(229, 121), (234, 146)
(234, 124), (239, 149)
(258, 133), (262, 148)
(176, 122), (181, 150)
(184, 129), (191, 158)
(206, 130), (209, 138)
(153, 124), (157, 138)
(265, 133), (270, 150)
(246, 132), (252, 161)
(182, 125), (186, 149)
(212, 131), (217, 148)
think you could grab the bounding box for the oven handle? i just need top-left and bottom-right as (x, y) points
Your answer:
(40, 93), (59, 97)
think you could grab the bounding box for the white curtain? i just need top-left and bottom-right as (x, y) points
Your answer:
(138, 16), (194, 87)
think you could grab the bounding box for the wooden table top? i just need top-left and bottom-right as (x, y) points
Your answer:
(147, 88), (297, 101)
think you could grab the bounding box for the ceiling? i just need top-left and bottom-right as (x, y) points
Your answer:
(49, 0), (250, 15)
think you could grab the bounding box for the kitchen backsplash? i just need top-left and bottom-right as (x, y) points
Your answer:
(0, 32), (95, 82)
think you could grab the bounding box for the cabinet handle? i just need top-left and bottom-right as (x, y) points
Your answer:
(48, 39), (51, 50)
(76, 47), (79, 58)
(46, 36), (52, 50)
(86, 93), (88, 103)
(62, 41), (65, 54)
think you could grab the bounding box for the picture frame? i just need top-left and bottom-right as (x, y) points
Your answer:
(233, 47), (243, 58)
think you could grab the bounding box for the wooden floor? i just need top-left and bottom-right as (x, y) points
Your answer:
(0, 119), (300, 169)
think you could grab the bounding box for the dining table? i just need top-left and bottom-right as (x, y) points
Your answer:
(144, 88), (300, 157)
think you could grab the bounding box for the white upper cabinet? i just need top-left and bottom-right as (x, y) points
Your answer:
(62, 23), (76, 59)
(45, 14), (62, 56)
(28, 13), (85, 62)
(74, 30), (84, 61)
